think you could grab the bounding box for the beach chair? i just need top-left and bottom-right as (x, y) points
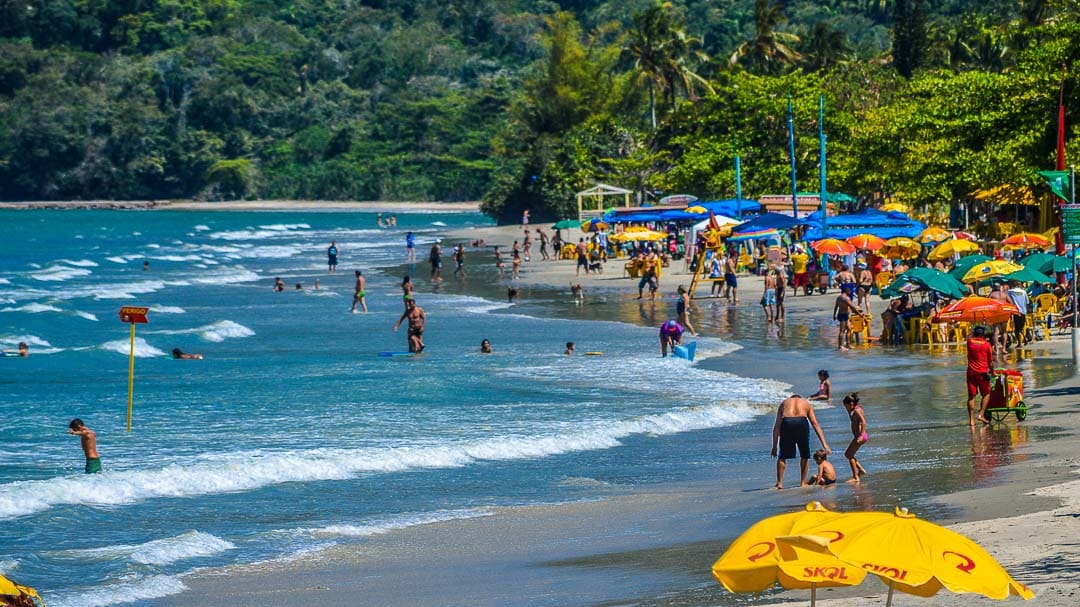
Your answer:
(1034, 293), (1061, 315)
(874, 271), (893, 294)
(848, 314), (871, 345)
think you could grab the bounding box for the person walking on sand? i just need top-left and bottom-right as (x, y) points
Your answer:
(539, 229), (550, 261)
(522, 228), (532, 262)
(393, 298), (426, 353)
(351, 270), (368, 313)
(770, 395), (830, 489)
(522, 209), (530, 226)
(676, 285), (697, 336)
(576, 238), (589, 276)
(843, 392), (869, 482)
(327, 241), (339, 274)
(512, 249), (522, 279)
(833, 285), (861, 350)
(988, 284), (1010, 353)
(405, 231), (416, 263)
(67, 418), (101, 474)
(966, 325), (995, 426)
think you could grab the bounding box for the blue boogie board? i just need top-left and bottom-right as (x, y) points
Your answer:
(673, 342), (696, 362)
(378, 351), (416, 357)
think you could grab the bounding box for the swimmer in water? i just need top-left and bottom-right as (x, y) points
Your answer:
(480, 339), (492, 354)
(172, 348), (203, 360)
(565, 342), (575, 355)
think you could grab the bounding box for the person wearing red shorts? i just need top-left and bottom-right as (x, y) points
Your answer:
(966, 325), (995, 426)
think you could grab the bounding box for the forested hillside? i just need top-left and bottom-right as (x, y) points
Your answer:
(0, 0), (1078, 223)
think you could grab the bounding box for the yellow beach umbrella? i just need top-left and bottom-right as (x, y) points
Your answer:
(685, 205), (708, 214)
(881, 202), (909, 213)
(917, 226), (952, 244)
(0, 573), (40, 602)
(879, 237), (921, 259)
(961, 259), (1023, 284)
(712, 502), (867, 605)
(927, 239), (980, 261)
(610, 230), (667, 242)
(785, 507), (1034, 606)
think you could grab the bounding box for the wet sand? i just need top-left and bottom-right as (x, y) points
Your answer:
(163, 223), (1078, 606)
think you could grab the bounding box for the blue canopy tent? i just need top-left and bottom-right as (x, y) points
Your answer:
(730, 212), (802, 236)
(695, 199), (761, 218)
(800, 208), (925, 241)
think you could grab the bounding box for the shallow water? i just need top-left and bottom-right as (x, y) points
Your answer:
(0, 210), (804, 607)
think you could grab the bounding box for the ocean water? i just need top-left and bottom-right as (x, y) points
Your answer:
(0, 210), (791, 606)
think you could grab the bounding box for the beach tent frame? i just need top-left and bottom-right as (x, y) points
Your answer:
(577, 184), (634, 221)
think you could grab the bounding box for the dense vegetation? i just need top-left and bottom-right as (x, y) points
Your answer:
(0, 0), (1077, 223)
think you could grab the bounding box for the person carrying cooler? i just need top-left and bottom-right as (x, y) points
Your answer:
(658, 320), (684, 357)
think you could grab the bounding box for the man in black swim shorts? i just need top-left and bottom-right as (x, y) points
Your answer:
(770, 395), (830, 489)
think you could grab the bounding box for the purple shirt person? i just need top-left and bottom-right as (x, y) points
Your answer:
(659, 320), (684, 356)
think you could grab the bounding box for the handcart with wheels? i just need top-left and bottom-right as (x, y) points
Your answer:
(983, 369), (1027, 423)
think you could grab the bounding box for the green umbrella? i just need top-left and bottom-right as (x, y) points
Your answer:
(1004, 266), (1055, 284)
(1020, 252), (1055, 273)
(881, 267), (968, 299)
(949, 254), (992, 281)
(1049, 255), (1075, 274)
(552, 219), (582, 230)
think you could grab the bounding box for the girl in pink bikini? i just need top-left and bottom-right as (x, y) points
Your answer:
(843, 392), (869, 483)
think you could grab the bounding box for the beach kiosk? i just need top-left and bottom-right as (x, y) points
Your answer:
(576, 184), (634, 221)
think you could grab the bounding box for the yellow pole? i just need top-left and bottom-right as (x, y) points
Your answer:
(126, 322), (135, 432)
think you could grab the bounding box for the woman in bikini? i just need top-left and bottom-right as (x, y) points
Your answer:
(843, 392), (869, 483)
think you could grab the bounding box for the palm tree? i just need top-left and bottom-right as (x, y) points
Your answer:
(959, 28), (1011, 72)
(802, 21), (850, 72)
(623, 2), (713, 129)
(729, 0), (802, 74)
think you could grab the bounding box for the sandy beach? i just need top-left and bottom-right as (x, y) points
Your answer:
(159, 221), (1079, 607)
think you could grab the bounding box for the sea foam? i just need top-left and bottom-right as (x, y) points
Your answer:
(0, 303), (62, 314)
(100, 337), (166, 358)
(48, 575), (187, 607)
(0, 402), (760, 520)
(52, 531), (234, 566)
(311, 509), (492, 537)
(149, 320), (254, 342)
(29, 265), (92, 282)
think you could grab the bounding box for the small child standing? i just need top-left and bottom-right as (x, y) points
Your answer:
(808, 449), (837, 486)
(808, 370), (831, 401)
(843, 392), (869, 483)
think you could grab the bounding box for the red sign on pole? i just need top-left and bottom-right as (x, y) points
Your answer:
(118, 306), (150, 324)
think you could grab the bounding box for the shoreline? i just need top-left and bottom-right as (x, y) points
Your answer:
(0, 200), (481, 212)
(162, 222), (1078, 607)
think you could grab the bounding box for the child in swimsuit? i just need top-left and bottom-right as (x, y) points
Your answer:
(843, 392), (869, 483)
(808, 449), (837, 486)
(808, 369), (831, 401)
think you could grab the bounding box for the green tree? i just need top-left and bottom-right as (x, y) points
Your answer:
(623, 2), (712, 129)
(892, 0), (928, 77)
(730, 0), (803, 74)
(802, 21), (851, 72)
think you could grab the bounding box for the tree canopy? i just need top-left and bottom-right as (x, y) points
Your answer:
(0, 0), (1078, 224)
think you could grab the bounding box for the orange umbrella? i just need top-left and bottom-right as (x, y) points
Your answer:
(933, 296), (1019, 325)
(846, 234), (886, 251)
(812, 238), (856, 256)
(1001, 233), (1051, 249)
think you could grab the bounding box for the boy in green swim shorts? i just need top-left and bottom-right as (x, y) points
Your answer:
(351, 270), (368, 313)
(68, 418), (102, 474)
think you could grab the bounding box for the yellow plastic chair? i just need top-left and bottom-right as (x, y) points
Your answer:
(874, 271), (894, 293)
(736, 253), (751, 273)
(848, 314), (871, 345)
(1035, 293), (1061, 315)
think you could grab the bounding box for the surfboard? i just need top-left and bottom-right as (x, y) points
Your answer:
(584, 352), (603, 356)
(378, 351), (416, 357)
(673, 342), (696, 362)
